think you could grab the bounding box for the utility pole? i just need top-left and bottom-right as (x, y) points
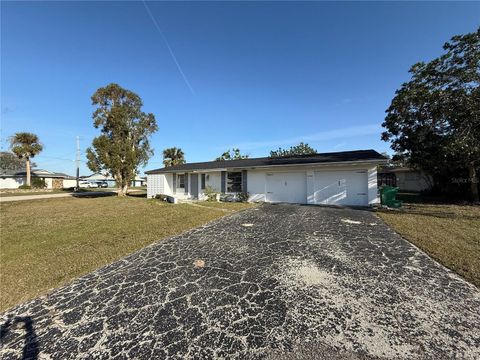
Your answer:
(76, 136), (80, 191)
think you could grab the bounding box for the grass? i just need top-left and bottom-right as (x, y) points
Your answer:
(0, 189), (71, 197)
(377, 202), (480, 287)
(0, 196), (254, 311)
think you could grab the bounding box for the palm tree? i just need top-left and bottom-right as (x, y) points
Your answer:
(10, 132), (43, 187)
(163, 147), (186, 167)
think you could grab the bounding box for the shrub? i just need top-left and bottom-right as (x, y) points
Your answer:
(155, 194), (168, 201)
(18, 185), (31, 190)
(203, 186), (218, 202)
(236, 192), (249, 202)
(31, 177), (46, 189)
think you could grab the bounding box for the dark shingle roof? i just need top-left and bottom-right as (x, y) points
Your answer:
(0, 168), (75, 179)
(146, 149), (387, 174)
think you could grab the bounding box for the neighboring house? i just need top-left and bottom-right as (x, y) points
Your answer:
(131, 176), (146, 187)
(146, 149), (387, 206)
(378, 167), (432, 192)
(81, 173), (116, 188)
(81, 173), (145, 187)
(0, 169), (76, 189)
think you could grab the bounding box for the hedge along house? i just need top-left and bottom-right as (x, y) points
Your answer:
(146, 150), (387, 206)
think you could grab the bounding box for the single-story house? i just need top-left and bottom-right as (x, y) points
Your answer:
(81, 173), (116, 187)
(0, 169), (77, 189)
(378, 167), (432, 192)
(81, 173), (146, 187)
(131, 175), (146, 187)
(145, 149), (387, 206)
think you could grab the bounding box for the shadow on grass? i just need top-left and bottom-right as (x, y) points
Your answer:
(1, 316), (39, 359)
(71, 192), (117, 199)
(127, 192), (147, 198)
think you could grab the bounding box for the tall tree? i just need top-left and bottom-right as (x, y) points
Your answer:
(382, 28), (479, 200)
(9, 132), (43, 187)
(269, 142), (317, 158)
(86, 83), (158, 196)
(0, 151), (36, 170)
(215, 148), (249, 161)
(163, 147), (186, 167)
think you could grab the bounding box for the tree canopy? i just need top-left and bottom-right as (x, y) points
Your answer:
(269, 142), (317, 158)
(163, 147), (186, 167)
(215, 148), (249, 161)
(382, 28), (479, 200)
(0, 151), (36, 170)
(86, 83), (158, 196)
(9, 132), (43, 187)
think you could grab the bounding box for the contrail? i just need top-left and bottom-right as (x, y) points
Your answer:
(142, 0), (195, 95)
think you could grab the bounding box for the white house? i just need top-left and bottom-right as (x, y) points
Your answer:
(0, 169), (76, 189)
(146, 149), (388, 206)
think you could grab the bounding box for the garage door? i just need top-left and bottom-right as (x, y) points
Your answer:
(266, 172), (307, 204)
(314, 170), (368, 206)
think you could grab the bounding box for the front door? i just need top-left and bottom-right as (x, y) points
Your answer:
(190, 174), (199, 199)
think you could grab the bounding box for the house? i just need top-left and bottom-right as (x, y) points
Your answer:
(378, 167), (432, 192)
(81, 173), (145, 187)
(146, 149), (387, 206)
(81, 173), (116, 187)
(131, 175), (146, 187)
(0, 169), (77, 189)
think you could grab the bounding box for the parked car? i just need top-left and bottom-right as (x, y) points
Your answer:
(79, 180), (98, 188)
(96, 181), (108, 188)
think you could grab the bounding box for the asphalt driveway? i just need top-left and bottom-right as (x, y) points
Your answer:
(1, 204), (479, 359)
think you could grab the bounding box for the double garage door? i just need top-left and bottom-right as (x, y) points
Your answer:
(265, 170), (368, 206)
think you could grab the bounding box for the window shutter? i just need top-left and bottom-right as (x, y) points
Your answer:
(221, 171), (226, 193)
(242, 170), (247, 193)
(184, 173), (189, 194)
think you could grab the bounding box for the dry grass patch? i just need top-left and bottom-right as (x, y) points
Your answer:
(377, 203), (480, 287)
(0, 196), (254, 311)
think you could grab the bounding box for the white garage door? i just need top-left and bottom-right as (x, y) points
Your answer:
(314, 170), (368, 206)
(266, 172), (307, 204)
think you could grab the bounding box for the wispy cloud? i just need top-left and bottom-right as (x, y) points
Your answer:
(142, 1), (195, 95)
(229, 124), (381, 150)
(333, 141), (346, 149)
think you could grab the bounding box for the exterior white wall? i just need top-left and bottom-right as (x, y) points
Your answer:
(63, 179), (77, 188)
(367, 167), (379, 204)
(147, 174), (164, 198)
(0, 177), (25, 189)
(44, 178), (53, 189)
(146, 163), (381, 206)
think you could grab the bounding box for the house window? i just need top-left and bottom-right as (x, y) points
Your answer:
(178, 174), (185, 188)
(227, 172), (242, 192)
(201, 174), (206, 190)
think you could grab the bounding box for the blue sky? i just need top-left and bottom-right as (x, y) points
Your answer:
(1, 1), (479, 175)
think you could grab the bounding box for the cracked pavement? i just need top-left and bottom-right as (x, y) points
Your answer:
(1, 204), (479, 359)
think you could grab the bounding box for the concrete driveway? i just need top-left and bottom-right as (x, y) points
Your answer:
(1, 204), (479, 359)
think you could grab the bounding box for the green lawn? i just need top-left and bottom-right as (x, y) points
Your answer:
(0, 196), (254, 311)
(377, 202), (480, 287)
(0, 189), (70, 197)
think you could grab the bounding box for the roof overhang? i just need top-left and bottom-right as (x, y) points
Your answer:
(147, 159), (387, 174)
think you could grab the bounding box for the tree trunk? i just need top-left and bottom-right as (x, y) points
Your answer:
(117, 184), (128, 196)
(469, 163), (479, 202)
(26, 158), (31, 187)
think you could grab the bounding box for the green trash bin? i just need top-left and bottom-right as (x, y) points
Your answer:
(379, 185), (402, 208)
